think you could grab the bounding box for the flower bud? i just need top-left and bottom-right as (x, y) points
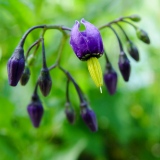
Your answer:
(27, 54), (36, 66)
(20, 66), (30, 86)
(127, 41), (139, 61)
(27, 94), (44, 128)
(118, 53), (131, 82)
(81, 103), (98, 132)
(7, 46), (25, 86)
(38, 68), (52, 96)
(65, 102), (75, 124)
(136, 29), (150, 44)
(104, 65), (117, 95)
(129, 15), (141, 22)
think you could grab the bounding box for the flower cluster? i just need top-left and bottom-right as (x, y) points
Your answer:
(7, 15), (150, 132)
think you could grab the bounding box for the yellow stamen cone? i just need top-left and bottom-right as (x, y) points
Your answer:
(87, 57), (103, 93)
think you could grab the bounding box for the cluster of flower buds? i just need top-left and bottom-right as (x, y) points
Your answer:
(7, 15), (150, 132)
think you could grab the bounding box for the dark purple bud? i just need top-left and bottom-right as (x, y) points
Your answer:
(27, 94), (44, 128)
(65, 102), (75, 124)
(38, 68), (52, 97)
(7, 46), (25, 86)
(127, 41), (139, 61)
(136, 28), (150, 44)
(118, 53), (131, 82)
(20, 66), (30, 86)
(81, 103), (98, 132)
(104, 65), (117, 95)
(70, 18), (104, 61)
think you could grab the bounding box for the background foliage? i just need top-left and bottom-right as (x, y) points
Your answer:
(0, 0), (160, 160)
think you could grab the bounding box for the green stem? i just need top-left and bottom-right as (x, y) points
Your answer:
(116, 23), (130, 41)
(121, 20), (138, 30)
(109, 26), (124, 52)
(41, 37), (47, 68)
(66, 79), (70, 103)
(49, 36), (67, 70)
(59, 66), (85, 104)
(25, 38), (41, 60)
(19, 25), (71, 47)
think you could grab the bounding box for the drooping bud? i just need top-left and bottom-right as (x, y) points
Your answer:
(27, 54), (36, 66)
(20, 66), (30, 86)
(104, 64), (117, 95)
(65, 102), (75, 124)
(118, 52), (131, 82)
(129, 15), (141, 22)
(7, 46), (25, 86)
(127, 41), (139, 61)
(136, 28), (150, 44)
(38, 68), (52, 97)
(80, 102), (98, 132)
(27, 93), (44, 128)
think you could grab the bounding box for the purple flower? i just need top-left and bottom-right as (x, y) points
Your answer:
(27, 94), (44, 128)
(81, 106), (98, 132)
(7, 46), (25, 86)
(104, 66), (117, 95)
(38, 68), (52, 97)
(70, 18), (104, 61)
(118, 53), (131, 82)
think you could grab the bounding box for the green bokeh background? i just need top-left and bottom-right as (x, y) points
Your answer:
(0, 0), (160, 160)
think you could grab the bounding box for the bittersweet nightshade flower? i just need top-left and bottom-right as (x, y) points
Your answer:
(136, 28), (150, 44)
(65, 102), (75, 124)
(20, 66), (30, 86)
(80, 102), (98, 132)
(118, 53), (131, 82)
(127, 41), (139, 61)
(38, 68), (52, 97)
(104, 65), (117, 95)
(70, 19), (104, 92)
(7, 46), (25, 86)
(27, 94), (44, 128)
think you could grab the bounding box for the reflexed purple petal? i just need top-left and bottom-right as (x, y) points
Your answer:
(70, 19), (104, 60)
(81, 108), (98, 132)
(104, 70), (117, 95)
(70, 21), (89, 59)
(27, 103), (44, 128)
(81, 18), (104, 54)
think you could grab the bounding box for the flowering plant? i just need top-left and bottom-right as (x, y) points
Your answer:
(7, 15), (150, 132)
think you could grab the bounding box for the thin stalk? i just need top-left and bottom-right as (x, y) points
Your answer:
(116, 23), (130, 41)
(98, 15), (138, 30)
(66, 79), (70, 103)
(109, 26), (124, 52)
(59, 66), (85, 104)
(19, 25), (71, 47)
(25, 39), (41, 60)
(121, 20), (138, 30)
(41, 37), (47, 68)
(49, 36), (67, 70)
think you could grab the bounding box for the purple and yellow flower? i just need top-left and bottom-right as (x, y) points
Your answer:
(70, 19), (104, 92)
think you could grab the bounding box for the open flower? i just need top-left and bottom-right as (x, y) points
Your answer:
(70, 19), (104, 92)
